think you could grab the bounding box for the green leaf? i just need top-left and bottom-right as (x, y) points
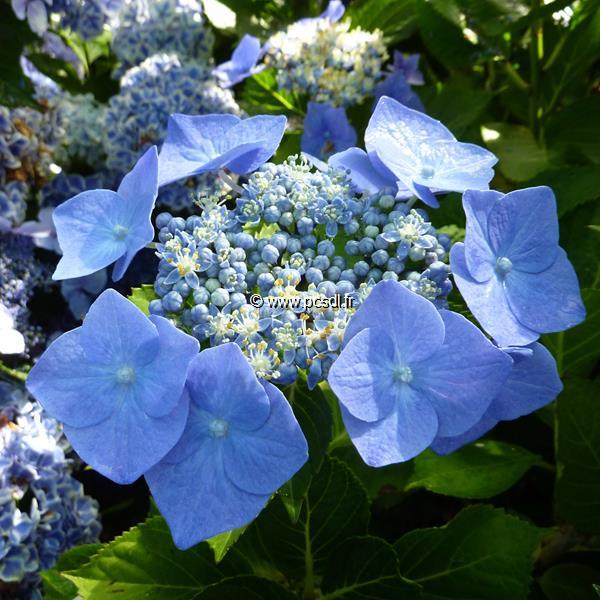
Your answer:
(128, 284), (158, 315)
(240, 69), (304, 116)
(555, 379), (600, 532)
(481, 123), (550, 181)
(280, 378), (332, 521)
(321, 536), (421, 599)
(395, 505), (546, 599)
(238, 457), (369, 577)
(206, 527), (247, 563)
(453, 0), (528, 39)
(416, 0), (477, 71)
(546, 98), (600, 165)
(332, 444), (413, 500)
(63, 516), (251, 599)
(196, 575), (295, 599)
(346, 0), (418, 44)
(544, 289), (600, 377)
(42, 544), (102, 600)
(539, 563), (600, 600)
(524, 166), (600, 218)
(406, 440), (544, 499)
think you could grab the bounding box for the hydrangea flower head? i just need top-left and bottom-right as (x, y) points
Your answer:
(145, 343), (308, 549)
(26, 289), (199, 483)
(451, 186), (585, 346)
(52, 145), (158, 282)
(158, 113), (287, 186)
(431, 342), (562, 454)
(328, 280), (512, 465)
(11, 0), (49, 35)
(301, 102), (357, 160)
(365, 96), (498, 207)
(212, 34), (265, 87)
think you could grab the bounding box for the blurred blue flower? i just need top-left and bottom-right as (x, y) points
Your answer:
(301, 102), (357, 160)
(60, 268), (108, 320)
(373, 70), (424, 112)
(26, 289), (199, 483)
(389, 51), (424, 86)
(299, 0), (345, 24)
(213, 34), (265, 87)
(431, 342), (562, 454)
(451, 186), (585, 346)
(52, 146), (158, 281)
(11, 0), (49, 35)
(328, 280), (512, 465)
(365, 96), (498, 207)
(145, 343), (307, 549)
(158, 113), (286, 186)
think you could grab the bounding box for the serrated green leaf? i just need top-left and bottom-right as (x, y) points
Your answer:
(539, 563), (600, 600)
(280, 379), (332, 521)
(544, 289), (600, 377)
(405, 440), (544, 499)
(206, 526), (247, 563)
(555, 379), (600, 532)
(237, 457), (369, 578)
(321, 536), (421, 599)
(42, 544), (102, 600)
(63, 516), (251, 599)
(197, 575), (295, 599)
(346, 0), (417, 44)
(482, 122), (550, 181)
(128, 284), (157, 315)
(395, 505), (546, 599)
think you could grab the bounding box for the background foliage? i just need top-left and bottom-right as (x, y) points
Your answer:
(1, 0), (599, 598)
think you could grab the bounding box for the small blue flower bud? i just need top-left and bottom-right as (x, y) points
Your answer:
(211, 288), (230, 307)
(327, 266), (341, 282)
(409, 246), (426, 261)
(258, 272), (275, 291)
(364, 225), (379, 238)
(193, 287), (210, 305)
(331, 256), (346, 269)
(317, 240), (335, 257)
(305, 267), (323, 284)
(318, 281), (337, 297)
(156, 212), (173, 229)
(372, 249), (389, 266)
(313, 255), (330, 270)
(287, 237), (302, 253)
(149, 299), (165, 316)
(345, 240), (360, 256)
(353, 261), (370, 277)
(168, 217), (186, 234)
(261, 244), (280, 264)
(162, 290), (184, 312)
(205, 278), (220, 293)
(235, 232), (255, 250)
(336, 280), (355, 295)
(173, 280), (191, 298)
(358, 237), (375, 254)
(367, 268), (382, 282)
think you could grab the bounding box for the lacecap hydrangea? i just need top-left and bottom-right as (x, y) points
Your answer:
(0, 382), (101, 598)
(26, 95), (584, 550)
(263, 1), (388, 107)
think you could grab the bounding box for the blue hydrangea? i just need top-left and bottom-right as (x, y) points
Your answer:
(365, 96), (498, 207)
(0, 382), (101, 596)
(53, 146), (158, 281)
(27, 289), (199, 483)
(145, 343), (307, 548)
(60, 268), (108, 320)
(111, 0), (213, 73)
(0, 181), (28, 227)
(40, 172), (108, 208)
(451, 186), (585, 346)
(328, 280), (512, 465)
(104, 53), (239, 209)
(0, 232), (49, 356)
(151, 154), (452, 387)
(431, 342), (562, 454)
(301, 102), (357, 160)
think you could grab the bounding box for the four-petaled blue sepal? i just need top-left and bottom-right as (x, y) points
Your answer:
(301, 102), (357, 160)
(52, 146), (159, 282)
(365, 96), (498, 207)
(431, 342), (562, 454)
(26, 289), (199, 484)
(213, 34), (265, 88)
(451, 186), (586, 346)
(145, 343), (308, 549)
(157, 114), (287, 186)
(328, 280), (512, 466)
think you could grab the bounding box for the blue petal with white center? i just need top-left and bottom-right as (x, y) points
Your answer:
(365, 96), (498, 207)
(26, 289), (199, 484)
(328, 280), (511, 465)
(157, 113), (287, 186)
(53, 146), (158, 282)
(452, 186), (585, 346)
(145, 343), (308, 549)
